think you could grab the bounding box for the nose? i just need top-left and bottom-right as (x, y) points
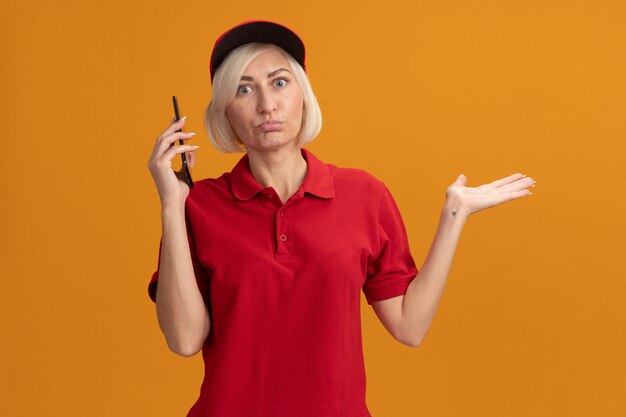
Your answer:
(256, 88), (277, 114)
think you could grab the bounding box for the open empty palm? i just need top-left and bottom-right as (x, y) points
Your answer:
(446, 173), (535, 217)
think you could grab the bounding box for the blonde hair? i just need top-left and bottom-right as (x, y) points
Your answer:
(204, 43), (322, 153)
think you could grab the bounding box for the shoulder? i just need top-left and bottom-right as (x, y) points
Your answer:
(319, 158), (403, 217)
(326, 163), (387, 195)
(184, 172), (233, 207)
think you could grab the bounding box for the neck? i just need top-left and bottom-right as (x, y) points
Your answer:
(246, 145), (308, 204)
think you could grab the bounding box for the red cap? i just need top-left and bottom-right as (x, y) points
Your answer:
(209, 20), (306, 83)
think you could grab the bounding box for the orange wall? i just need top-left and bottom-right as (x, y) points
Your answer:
(2, 0), (625, 416)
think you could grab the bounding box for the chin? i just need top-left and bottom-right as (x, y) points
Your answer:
(249, 132), (299, 151)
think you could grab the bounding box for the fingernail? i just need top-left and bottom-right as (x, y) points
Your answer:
(181, 116), (187, 121)
(189, 132), (196, 136)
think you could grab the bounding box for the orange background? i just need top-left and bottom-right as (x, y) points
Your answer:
(2, 0), (625, 416)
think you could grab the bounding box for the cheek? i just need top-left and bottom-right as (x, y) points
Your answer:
(288, 93), (304, 120)
(226, 106), (246, 132)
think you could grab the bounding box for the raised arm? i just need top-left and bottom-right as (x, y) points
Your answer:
(156, 205), (211, 356)
(398, 173), (535, 346)
(147, 116), (210, 357)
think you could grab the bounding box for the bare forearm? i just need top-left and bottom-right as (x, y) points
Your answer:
(401, 198), (467, 346)
(156, 204), (210, 356)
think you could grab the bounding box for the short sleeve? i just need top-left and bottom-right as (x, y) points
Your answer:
(362, 183), (419, 305)
(148, 215), (211, 305)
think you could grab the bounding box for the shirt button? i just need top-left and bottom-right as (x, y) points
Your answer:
(266, 194), (273, 200)
(279, 211), (284, 218)
(280, 234), (287, 242)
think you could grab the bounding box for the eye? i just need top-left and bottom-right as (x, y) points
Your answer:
(237, 85), (252, 95)
(273, 78), (289, 87)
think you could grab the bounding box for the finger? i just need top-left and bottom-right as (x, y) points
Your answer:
(497, 176), (536, 194)
(156, 116), (187, 144)
(163, 144), (200, 162)
(158, 131), (196, 155)
(150, 118), (189, 160)
(454, 174), (467, 186)
(501, 188), (532, 203)
(187, 151), (196, 169)
(489, 173), (526, 189)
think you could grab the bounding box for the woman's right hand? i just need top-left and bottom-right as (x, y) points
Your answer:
(147, 117), (199, 208)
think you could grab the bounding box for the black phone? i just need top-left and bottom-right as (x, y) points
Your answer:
(172, 95), (194, 189)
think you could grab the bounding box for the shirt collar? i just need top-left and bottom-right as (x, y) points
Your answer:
(230, 148), (335, 201)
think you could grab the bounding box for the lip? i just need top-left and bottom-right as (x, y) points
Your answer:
(258, 120), (284, 131)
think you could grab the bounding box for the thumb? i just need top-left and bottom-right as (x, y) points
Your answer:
(455, 174), (467, 186)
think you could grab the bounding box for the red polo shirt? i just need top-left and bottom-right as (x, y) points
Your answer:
(148, 148), (418, 417)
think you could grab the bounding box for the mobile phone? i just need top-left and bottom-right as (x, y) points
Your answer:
(172, 95), (194, 189)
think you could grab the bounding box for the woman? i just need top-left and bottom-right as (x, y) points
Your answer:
(146, 20), (535, 417)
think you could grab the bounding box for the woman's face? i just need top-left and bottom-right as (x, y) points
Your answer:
(226, 46), (304, 153)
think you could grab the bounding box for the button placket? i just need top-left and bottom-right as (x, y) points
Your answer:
(276, 208), (287, 242)
(275, 205), (292, 256)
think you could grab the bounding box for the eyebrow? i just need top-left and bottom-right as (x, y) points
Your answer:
(240, 68), (290, 81)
